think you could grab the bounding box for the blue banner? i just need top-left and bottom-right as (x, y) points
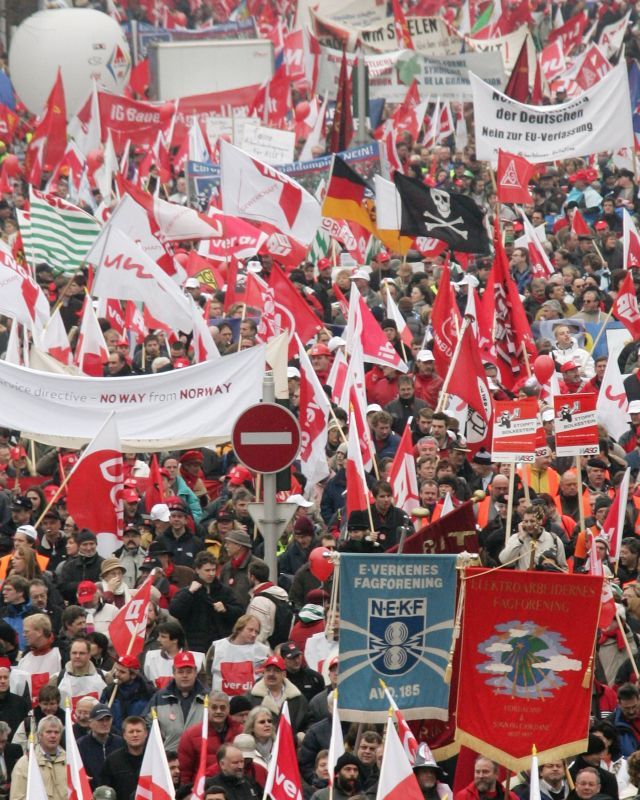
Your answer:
(338, 553), (456, 722)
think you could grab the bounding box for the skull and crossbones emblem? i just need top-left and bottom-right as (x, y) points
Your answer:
(423, 189), (468, 239)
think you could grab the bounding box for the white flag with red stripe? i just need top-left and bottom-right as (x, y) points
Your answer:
(66, 413), (124, 556)
(602, 468), (630, 564)
(37, 308), (72, 365)
(264, 703), (304, 800)
(326, 348), (348, 404)
(75, 299), (109, 376)
(135, 715), (175, 800)
(380, 680), (418, 764)
(345, 283), (407, 372)
(339, 338), (375, 471)
(376, 715), (424, 800)
(386, 290), (413, 349)
(389, 421), (420, 519)
(65, 702), (92, 800)
(296, 335), (331, 489)
(220, 140), (320, 245)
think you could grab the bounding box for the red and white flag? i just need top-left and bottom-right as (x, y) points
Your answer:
(296, 336), (331, 489)
(496, 149), (535, 205)
(0, 241), (50, 328)
(135, 715), (175, 800)
(109, 571), (155, 658)
(327, 348), (348, 404)
(264, 703), (304, 800)
(376, 714), (424, 800)
(623, 208), (640, 268)
(380, 681), (418, 763)
(339, 338), (375, 472)
(389, 422), (420, 519)
(65, 703), (92, 800)
(589, 534), (616, 630)
(520, 211), (554, 279)
(571, 208), (592, 237)
(598, 10), (631, 59)
(188, 699), (208, 800)
(125, 301), (148, 343)
(220, 140), (321, 245)
(574, 43), (611, 91)
(392, 0), (414, 48)
(75, 299), (109, 377)
(189, 298), (220, 362)
(25, 737), (49, 800)
(27, 69), (67, 174)
(540, 39), (567, 84)
(267, 264), (323, 355)
(37, 307), (72, 365)
(66, 414), (124, 556)
(612, 270), (640, 339)
(345, 283), (407, 373)
(88, 226), (194, 333)
(602, 468), (630, 564)
(596, 342), (629, 442)
(346, 410), (371, 518)
(386, 291), (413, 349)
(446, 323), (493, 423)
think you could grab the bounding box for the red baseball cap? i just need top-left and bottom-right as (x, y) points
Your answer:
(317, 257), (332, 271)
(228, 466), (253, 486)
(118, 655), (140, 671)
(264, 655), (286, 671)
(77, 580), (97, 605)
(309, 343), (331, 357)
(173, 651), (197, 670)
(122, 488), (139, 503)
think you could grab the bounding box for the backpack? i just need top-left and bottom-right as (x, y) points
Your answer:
(254, 591), (294, 649)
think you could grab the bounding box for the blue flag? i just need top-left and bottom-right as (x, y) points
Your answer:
(338, 553), (457, 722)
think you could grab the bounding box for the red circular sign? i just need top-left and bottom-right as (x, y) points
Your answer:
(232, 403), (301, 474)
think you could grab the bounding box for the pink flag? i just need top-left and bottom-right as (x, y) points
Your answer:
(65, 703), (92, 800)
(75, 299), (109, 377)
(109, 572), (155, 658)
(66, 414), (124, 556)
(376, 715), (424, 800)
(135, 716), (175, 800)
(264, 703), (304, 800)
(389, 422), (420, 518)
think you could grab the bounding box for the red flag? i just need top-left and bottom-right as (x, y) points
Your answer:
(548, 10), (589, 53)
(0, 103), (19, 143)
(483, 219), (536, 390)
(249, 65), (292, 129)
(430, 261), (461, 379)
(389, 423), (420, 517)
(571, 208), (592, 237)
(184, 250), (225, 292)
(496, 149), (535, 204)
(391, 81), (424, 141)
(135, 716), (175, 800)
(612, 271), (640, 339)
(329, 49), (353, 153)
(145, 454), (165, 513)
(264, 703), (304, 800)
(28, 69), (67, 173)
(446, 322), (492, 423)
(503, 39), (530, 101)
(66, 415), (124, 557)
(346, 410), (371, 518)
(268, 263), (323, 354)
(109, 573), (155, 658)
(392, 0), (414, 48)
(125, 300), (148, 343)
(129, 58), (151, 98)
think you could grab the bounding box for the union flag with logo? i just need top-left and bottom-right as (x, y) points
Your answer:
(456, 569), (602, 770)
(613, 270), (640, 339)
(496, 150), (535, 205)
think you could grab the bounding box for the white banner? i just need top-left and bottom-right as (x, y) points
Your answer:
(241, 124), (296, 164)
(317, 44), (504, 102)
(0, 346), (265, 451)
(471, 61), (633, 165)
(466, 26), (535, 76)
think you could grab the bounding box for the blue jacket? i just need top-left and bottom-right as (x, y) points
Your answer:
(100, 675), (154, 734)
(0, 600), (33, 650)
(613, 706), (640, 757)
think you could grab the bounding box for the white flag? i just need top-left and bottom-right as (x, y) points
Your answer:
(596, 341), (630, 441)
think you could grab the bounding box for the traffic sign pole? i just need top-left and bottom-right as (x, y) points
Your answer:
(262, 372), (281, 581)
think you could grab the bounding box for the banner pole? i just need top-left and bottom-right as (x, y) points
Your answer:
(575, 457), (586, 536)
(587, 309), (612, 354)
(504, 463), (516, 548)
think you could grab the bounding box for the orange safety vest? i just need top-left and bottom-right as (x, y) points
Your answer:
(518, 464), (561, 496)
(0, 550), (50, 581)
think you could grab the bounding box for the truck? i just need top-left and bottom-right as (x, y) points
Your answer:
(148, 39), (274, 100)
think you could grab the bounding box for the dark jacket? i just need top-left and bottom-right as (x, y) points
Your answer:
(218, 550), (260, 607)
(612, 705), (640, 760)
(169, 579), (244, 653)
(99, 746), (145, 800)
(58, 553), (103, 603)
(288, 564), (332, 614)
(77, 732), (124, 789)
(286, 665), (325, 703)
(384, 396), (427, 435)
(569, 755), (619, 800)
(278, 541), (315, 579)
(298, 717), (331, 782)
(0, 689), (29, 737)
(155, 529), (204, 568)
(207, 771), (260, 800)
(100, 674), (154, 734)
(320, 469), (346, 524)
(369, 503), (410, 550)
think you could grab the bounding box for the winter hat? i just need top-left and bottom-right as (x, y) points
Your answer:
(335, 753), (363, 774)
(298, 603), (324, 623)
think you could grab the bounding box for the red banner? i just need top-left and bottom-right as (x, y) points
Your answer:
(553, 393), (599, 457)
(491, 398), (538, 463)
(456, 568), (602, 770)
(98, 93), (174, 151)
(172, 85), (261, 144)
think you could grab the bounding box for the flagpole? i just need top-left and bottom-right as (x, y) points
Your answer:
(504, 463), (516, 548)
(615, 607), (640, 680)
(435, 316), (471, 412)
(575, 456), (586, 536)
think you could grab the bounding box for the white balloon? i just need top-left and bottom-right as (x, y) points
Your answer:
(9, 9), (131, 116)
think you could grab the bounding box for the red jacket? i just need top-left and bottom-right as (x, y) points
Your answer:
(365, 367), (399, 406)
(455, 783), (520, 800)
(178, 717), (244, 783)
(413, 372), (444, 409)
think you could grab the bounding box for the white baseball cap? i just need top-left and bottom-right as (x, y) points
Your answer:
(184, 278), (199, 289)
(417, 350), (435, 362)
(287, 494), (313, 508)
(149, 504), (170, 523)
(349, 269), (370, 282)
(16, 524), (38, 541)
(629, 401), (640, 414)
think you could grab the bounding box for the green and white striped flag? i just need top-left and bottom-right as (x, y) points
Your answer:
(309, 225), (331, 265)
(23, 188), (102, 273)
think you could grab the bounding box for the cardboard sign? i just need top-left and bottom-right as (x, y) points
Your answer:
(553, 393), (599, 457)
(491, 397), (538, 462)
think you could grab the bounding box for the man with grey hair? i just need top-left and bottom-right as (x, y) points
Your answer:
(177, 690), (243, 785)
(10, 715), (66, 800)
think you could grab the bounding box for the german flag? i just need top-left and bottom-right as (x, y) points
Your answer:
(322, 155), (377, 234)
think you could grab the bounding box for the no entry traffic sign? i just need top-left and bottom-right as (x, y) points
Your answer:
(232, 402), (301, 473)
